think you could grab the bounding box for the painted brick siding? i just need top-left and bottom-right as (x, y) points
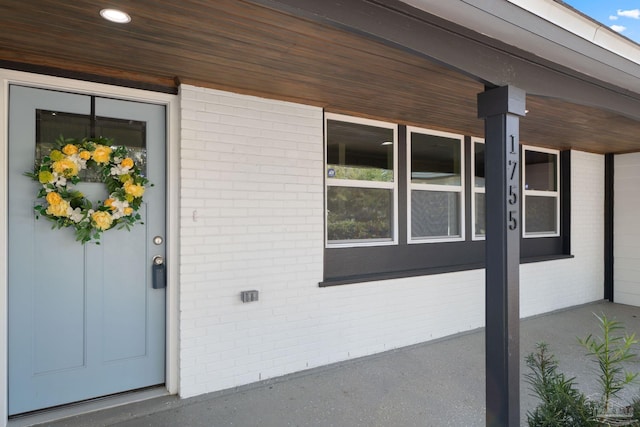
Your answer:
(520, 151), (604, 317)
(178, 85), (605, 398)
(614, 153), (640, 306)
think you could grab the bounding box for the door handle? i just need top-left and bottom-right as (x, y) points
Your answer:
(152, 256), (166, 289)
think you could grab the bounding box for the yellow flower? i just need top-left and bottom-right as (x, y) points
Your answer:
(38, 171), (54, 184)
(120, 158), (134, 169)
(62, 144), (78, 155)
(124, 207), (134, 215)
(119, 174), (131, 183)
(46, 199), (70, 217)
(92, 145), (112, 164)
(124, 180), (145, 198)
(91, 211), (113, 231)
(104, 198), (116, 210)
(46, 191), (63, 205)
(125, 194), (134, 203)
(49, 150), (64, 161)
(52, 158), (79, 177)
(79, 150), (91, 160)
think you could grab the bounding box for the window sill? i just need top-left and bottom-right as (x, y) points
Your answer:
(520, 254), (574, 264)
(320, 253), (574, 287)
(320, 262), (484, 287)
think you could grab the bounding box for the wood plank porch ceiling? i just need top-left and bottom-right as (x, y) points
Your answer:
(1, 0), (639, 154)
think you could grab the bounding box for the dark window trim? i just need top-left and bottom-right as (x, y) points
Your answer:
(322, 118), (572, 286)
(320, 254), (574, 287)
(604, 153), (614, 301)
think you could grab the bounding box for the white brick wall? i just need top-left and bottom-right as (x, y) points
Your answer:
(614, 153), (640, 306)
(178, 84), (605, 398)
(520, 151), (604, 316)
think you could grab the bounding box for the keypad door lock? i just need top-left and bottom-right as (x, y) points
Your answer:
(152, 255), (166, 289)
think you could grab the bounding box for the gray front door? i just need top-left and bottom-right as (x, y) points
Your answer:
(8, 85), (166, 415)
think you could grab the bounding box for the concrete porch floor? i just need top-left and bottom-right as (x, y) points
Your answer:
(19, 300), (640, 427)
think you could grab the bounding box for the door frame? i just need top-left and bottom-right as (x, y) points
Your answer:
(0, 69), (180, 427)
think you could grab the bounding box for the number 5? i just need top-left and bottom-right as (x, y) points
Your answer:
(509, 210), (518, 230)
(508, 185), (517, 205)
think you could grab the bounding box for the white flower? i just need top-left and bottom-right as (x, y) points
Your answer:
(52, 173), (67, 188)
(68, 207), (84, 223)
(68, 153), (87, 171)
(110, 165), (129, 176)
(109, 199), (130, 220)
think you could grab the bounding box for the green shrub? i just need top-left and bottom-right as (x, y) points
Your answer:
(578, 314), (639, 414)
(525, 342), (598, 427)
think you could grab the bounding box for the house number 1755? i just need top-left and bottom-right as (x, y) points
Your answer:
(507, 135), (518, 231)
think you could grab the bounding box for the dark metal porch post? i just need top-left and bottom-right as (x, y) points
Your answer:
(478, 85), (526, 427)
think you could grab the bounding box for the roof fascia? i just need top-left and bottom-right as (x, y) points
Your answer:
(248, 0), (640, 120)
(405, 0), (640, 95)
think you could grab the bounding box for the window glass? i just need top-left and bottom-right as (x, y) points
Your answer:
(410, 133), (461, 185)
(326, 119), (394, 182)
(325, 115), (396, 246)
(525, 196), (557, 234)
(36, 110), (90, 162)
(472, 140), (486, 239)
(523, 147), (559, 237)
(474, 193), (486, 237)
(474, 143), (485, 188)
(327, 187), (393, 241)
(411, 190), (460, 239)
(525, 150), (557, 191)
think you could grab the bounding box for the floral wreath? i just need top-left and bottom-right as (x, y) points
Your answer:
(27, 135), (150, 244)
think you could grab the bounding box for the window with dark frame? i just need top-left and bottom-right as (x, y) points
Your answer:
(325, 114), (397, 246)
(407, 127), (465, 243)
(522, 146), (560, 237)
(322, 114), (571, 286)
(472, 138), (486, 240)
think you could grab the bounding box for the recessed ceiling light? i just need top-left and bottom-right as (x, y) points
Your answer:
(100, 8), (131, 24)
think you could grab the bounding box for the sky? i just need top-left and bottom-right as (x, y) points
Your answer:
(563, 0), (640, 44)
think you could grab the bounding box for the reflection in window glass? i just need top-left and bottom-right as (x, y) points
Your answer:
(411, 191), (459, 239)
(525, 196), (557, 234)
(525, 150), (557, 191)
(327, 187), (393, 241)
(326, 119), (394, 182)
(411, 133), (461, 185)
(475, 193), (486, 237)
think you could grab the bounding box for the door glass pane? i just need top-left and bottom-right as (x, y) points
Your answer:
(475, 192), (486, 237)
(411, 190), (460, 238)
(36, 110), (147, 182)
(36, 110), (91, 164)
(525, 150), (557, 191)
(525, 195), (557, 234)
(411, 132), (461, 185)
(326, 119), (394, 182)
(327, 187), (393, 241)
(95, 116), (147, 175)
